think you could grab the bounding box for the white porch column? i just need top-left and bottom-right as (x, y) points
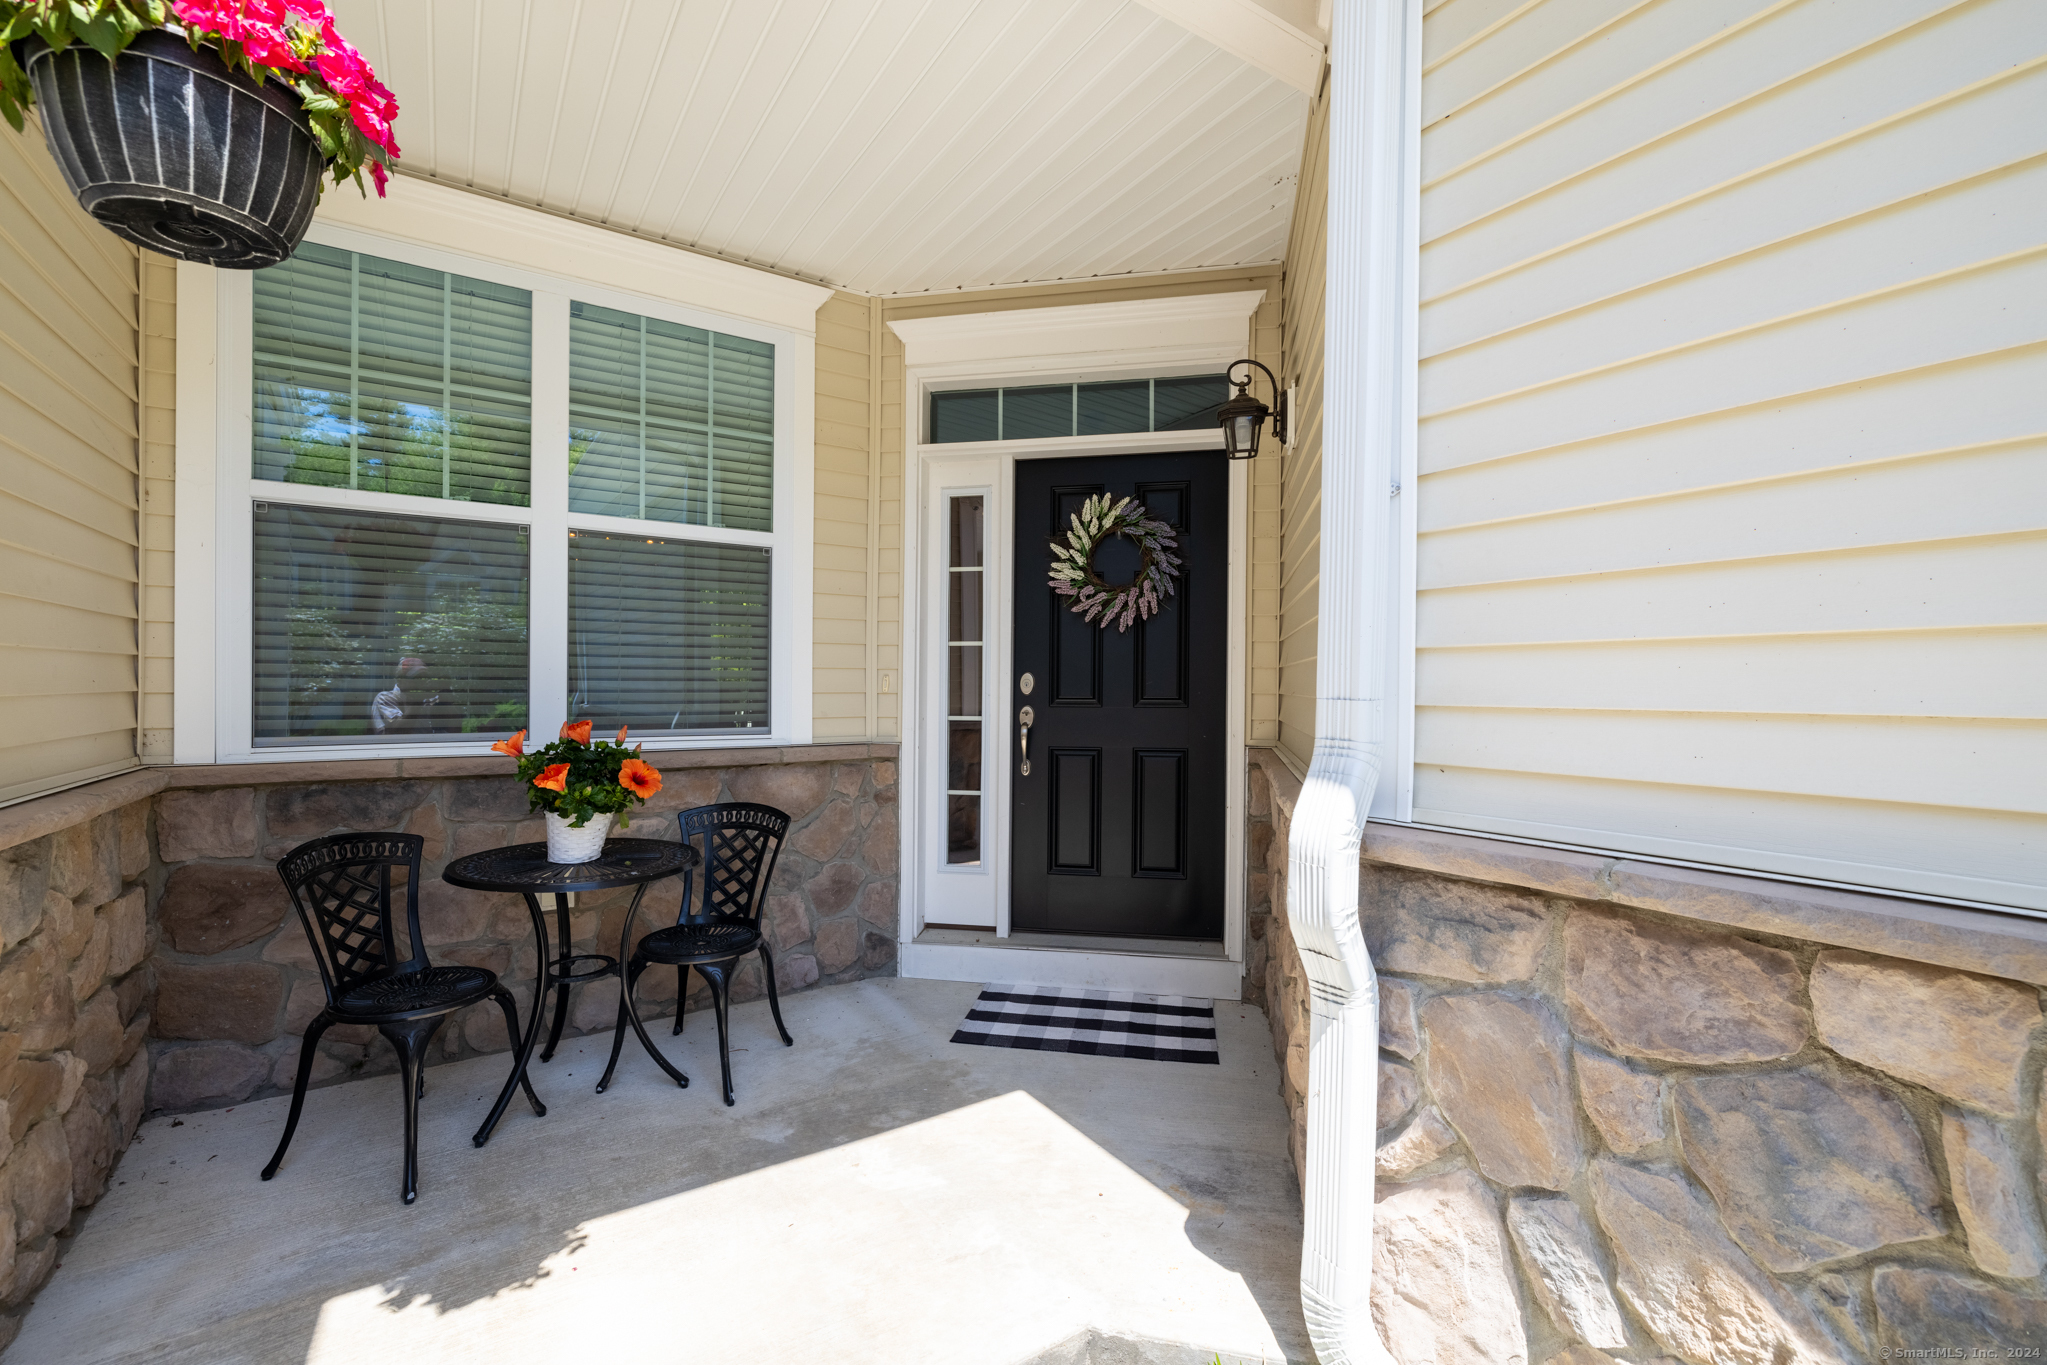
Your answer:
(1288, 0), (1419, 1360)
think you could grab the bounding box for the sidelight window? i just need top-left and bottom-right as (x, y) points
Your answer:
(945, 495), (985, 864)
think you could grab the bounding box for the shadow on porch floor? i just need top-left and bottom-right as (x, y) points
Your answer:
(10, 978), (1308, 1365)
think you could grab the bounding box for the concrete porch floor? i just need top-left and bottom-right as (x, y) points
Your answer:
(10, 977), (1309, 1365)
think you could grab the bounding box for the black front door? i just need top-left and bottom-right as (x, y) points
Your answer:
(1011, 451), (1227, 939)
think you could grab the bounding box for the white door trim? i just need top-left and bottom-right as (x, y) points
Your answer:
(892, 295), (1261, 994)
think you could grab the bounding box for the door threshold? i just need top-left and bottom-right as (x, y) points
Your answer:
(904, 929), (1242, 998)
(915, 927), (1228, 959)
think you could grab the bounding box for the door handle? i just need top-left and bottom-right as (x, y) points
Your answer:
(1018, 705), (1035, 777)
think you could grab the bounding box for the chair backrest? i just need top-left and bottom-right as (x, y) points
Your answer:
(674, 803), (790, 927)
(275, 833), (427, 1003)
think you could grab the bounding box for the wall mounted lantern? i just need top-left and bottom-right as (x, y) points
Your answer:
(1217, 359), (1287, 459)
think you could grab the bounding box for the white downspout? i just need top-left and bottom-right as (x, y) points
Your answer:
(1290, 0), (1419, 1361)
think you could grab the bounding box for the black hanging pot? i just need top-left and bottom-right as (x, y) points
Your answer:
(16, 28), (323, 269)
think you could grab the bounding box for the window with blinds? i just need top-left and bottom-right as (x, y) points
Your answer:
(568, 532), (772, 734)
(568, 301), (774, 531)
(254, 242), (533, 505)
(252, 504), (529, 743)
(241, 236), (785, 753)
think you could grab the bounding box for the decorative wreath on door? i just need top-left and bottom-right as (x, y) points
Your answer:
(1047, 494), (1183, 632)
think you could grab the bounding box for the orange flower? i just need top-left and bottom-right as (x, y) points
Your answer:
(490, 729), (526, 757)
(618, 758), (662, 799)
(559, 720), (593, 744)
(616, 724), (630, 744)
(532, 763), (570, 793)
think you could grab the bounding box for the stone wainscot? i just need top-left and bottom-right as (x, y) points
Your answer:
(0, 744), (897, 1348)
(1251, 750), (2047, 1365)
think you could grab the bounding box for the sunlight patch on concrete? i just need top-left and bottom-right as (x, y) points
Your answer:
(306, 1090), (1283, 1364)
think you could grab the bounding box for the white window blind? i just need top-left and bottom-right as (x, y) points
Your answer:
(254, 242), (532, 505)
(252, 504), (529, 744)
(567, 532), (771, 734)
(568, 301), (774, 531)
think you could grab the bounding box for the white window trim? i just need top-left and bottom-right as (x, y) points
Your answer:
(890, 291), (1261, 998)
(174, 180), (830, 765)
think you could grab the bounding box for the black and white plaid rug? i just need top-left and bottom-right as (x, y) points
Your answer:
(950, 984), (1220, 1064)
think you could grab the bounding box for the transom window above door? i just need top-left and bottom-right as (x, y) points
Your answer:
(928, 374), (1227, 444)
(244, 238), (790, 751)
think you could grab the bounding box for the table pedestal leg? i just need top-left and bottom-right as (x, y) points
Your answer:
(540, 890), (577, 1062)
(473, 890), (554, 1147)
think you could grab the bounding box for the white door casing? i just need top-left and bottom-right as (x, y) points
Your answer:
(893, 293), (1263, 997)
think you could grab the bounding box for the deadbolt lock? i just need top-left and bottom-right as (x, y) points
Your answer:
(1019, 672), (1035, 695)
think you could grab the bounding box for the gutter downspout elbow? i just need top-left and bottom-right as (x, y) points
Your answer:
(1288, 1), (1418, 1360)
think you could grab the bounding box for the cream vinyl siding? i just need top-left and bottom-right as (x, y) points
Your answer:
(1414, 0), (2047, 909)
(814, 290), (881, 739)
(879, 268), (1284, 748)
(0, 117), (145, 804)
(1276, 79), (1329, 772)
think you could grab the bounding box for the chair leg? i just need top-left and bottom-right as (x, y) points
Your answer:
(384, 1018), (443, 1205)
(756, 943), (794, 1046)
(490, 986), (546, 1117)
(262, 1013), (333, 1181)
(672, 964), (689, 1035)
(596, 958), (642, 1094)
(700, 963), (737, 1107)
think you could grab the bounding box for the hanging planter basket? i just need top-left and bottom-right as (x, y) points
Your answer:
(15, 28), (321, 268)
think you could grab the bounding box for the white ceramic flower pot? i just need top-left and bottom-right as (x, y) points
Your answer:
(544, 810), (614, 863)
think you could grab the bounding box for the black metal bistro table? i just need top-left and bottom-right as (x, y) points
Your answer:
(442, 838), (698, 1146)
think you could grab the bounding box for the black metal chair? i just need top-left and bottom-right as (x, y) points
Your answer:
(263, 833), (543, 1203)
(597, 803), (795, 1106)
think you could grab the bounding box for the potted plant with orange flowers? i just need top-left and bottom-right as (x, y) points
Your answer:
(491, 722), (663, 863)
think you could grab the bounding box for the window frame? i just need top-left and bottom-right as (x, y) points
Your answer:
(178, 211), (817, 764)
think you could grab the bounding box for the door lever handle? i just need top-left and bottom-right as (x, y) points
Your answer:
(1018, 705), (1035, 777)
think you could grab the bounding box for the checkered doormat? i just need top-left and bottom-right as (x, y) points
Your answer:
(950, 984), (1220, 1064)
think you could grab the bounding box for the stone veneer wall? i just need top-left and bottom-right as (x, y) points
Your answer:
(0, 781), (157, 1351)
(148, 751), (899, 1111)
(1249, 752), (2047, 1364)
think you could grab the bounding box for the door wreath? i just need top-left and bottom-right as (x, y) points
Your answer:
(1047, 493), (1182, 632)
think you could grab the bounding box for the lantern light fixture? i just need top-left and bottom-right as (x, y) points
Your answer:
(1217, 358), (1286, 460)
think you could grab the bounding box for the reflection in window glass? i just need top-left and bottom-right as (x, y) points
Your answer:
(1000, 385), (1072, 441)
(946, 495), (984, 865)
(254, 242), (533, 505)
(568, 302), (774, 532)
(930, 389), (999, 444)
(568, 533), (771, 734)
(1077, 380), (1149, 436)
(1152, 374), (1228, 430)
(252, 504), (529, 743)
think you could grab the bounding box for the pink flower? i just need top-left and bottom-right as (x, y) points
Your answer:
(368, 158), (388, 196)
(350, 99), (400, 158)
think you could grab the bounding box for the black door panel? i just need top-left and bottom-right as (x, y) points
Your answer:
(1011, 451), (1226, 939)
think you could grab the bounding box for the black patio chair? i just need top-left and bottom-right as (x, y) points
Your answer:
(597, 803), (795, 1106)
(263, 832), (543, 1204)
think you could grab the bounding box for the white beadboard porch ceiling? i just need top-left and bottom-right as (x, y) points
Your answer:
(332, 0), (1312, 296)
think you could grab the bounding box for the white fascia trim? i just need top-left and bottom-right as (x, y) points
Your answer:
(1126, 0), (1327, 94)
(888, 290), (1267, 371)
(171, 260), (220, 766)
(316, 175), (834, 335)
